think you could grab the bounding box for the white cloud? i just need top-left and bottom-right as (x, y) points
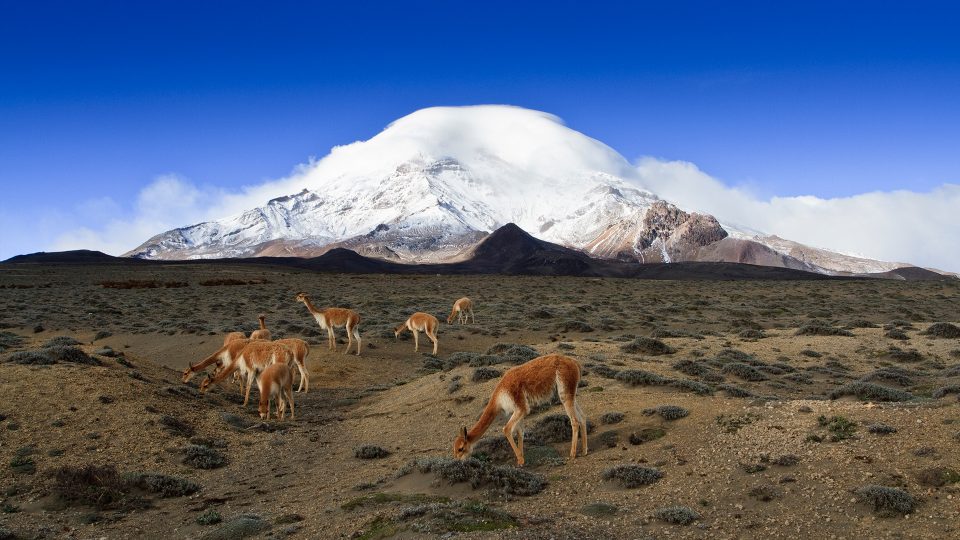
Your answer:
(635, 157), (960, 271)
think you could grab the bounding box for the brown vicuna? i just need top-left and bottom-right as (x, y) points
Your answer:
(275, 337), (310, 392)
(200, 340), (291, 406)
(249, 314), (272, 341)
(395, 312), (440, 355)
(181, 338), (251, 384)
(453, 354), (587, 466)
(447, 297), (475, 324)
(295, 292), (361, 355)
(257, 363), (294, 420)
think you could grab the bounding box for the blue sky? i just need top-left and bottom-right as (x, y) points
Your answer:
(2, 1), (959, 265)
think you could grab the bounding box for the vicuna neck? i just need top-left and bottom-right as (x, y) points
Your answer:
(467, 393), (500, 441)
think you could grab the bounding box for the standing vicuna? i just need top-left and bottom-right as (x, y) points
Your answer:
(275, 337), (310, 393)
(200, 340), (291, 406)
(257, 363), (295, 420)
(447, 297), (475, 324)
(250, 314), (271, 340)
(295, 292), (362, 355)
(453, 354), (587, 466)
(395, 312), (440, 355)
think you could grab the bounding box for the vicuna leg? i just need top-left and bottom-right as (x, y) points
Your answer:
(243, 371), (256, 407)
(344, 323), (354, 354)
(412, 330), (419, 352)
(428, 330), (438, 355)
(575, 401), (588, 456)
(352, 326), (361, 356)
(561, 399), (581, 459)
(294, 360), (309, 393)
(503, 410), (526, 466)
(285, 384), (295, 420)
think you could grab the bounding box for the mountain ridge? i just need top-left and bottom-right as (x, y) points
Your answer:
(122, 105), (934, 276)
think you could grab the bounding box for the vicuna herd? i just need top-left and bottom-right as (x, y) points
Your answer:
(182, 294), (586, 466)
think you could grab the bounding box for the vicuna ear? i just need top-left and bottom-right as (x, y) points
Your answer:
(460, 426), (468, 439)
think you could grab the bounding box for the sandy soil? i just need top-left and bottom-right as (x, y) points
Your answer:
(0, 263), (958, 539)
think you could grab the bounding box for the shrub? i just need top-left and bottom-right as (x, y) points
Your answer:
(829, 382), (913, 402)
(53, 465), (145, 510)
(642, 405), (689, 421)
(799, 349), (822, 358)
(885, 329), (909, 340)
(602, 465), (663, 488)
(714, 349), (755, 363)
(748, 484), (783, 501)
(859, 368), (914, 387)
(556, 320), (594, 333)
(398, 457), (546, 496)
(922, 322), (960, 338)
(182, 445), (228, 469)
(44, 346), (100, 365)
(669, 379), (713, 395)
(43, 336), (81, 348)
(196, 510), (223, 525)
(721, 363), (767, 382)
(591, 365), (620, 379)
(738, 329), (765, 340)
(932, 385), (960, 399)
(855, 485), (916, 515)
(160, 415), (195, 438)
(888, 348), (924, 363)
(651, 328), (704, 340)
(4, 351), (56, 365)
(615, 369), (668, 386)
(447, 377), (462, 394)
(915, 467), (960, 487)
(127, 473), (200, 497)
(354, 445), (391, 460)
(867, 423), (897, 435)
(654, 506), (699, 525)
(528, 413), (594, 444)
(600, 412), (624, 425)
(717, 384), (754, 398)
(471, 436), (516, 462)
(471, 367), (502, 383)
(0, 332), (23, 352)
(772, 454), (800, 466)
(620, 337), (675, 355)
(818, 415), (857, 441)
(795, 323), (853, 337)
(629, 428), (666, 445)
(671, 359), (712, 378)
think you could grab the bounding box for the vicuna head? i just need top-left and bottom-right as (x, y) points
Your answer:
(180, 363), (195, 383)
(453, 426), (473, 460)
(258, 398), (270, 419)
(295, 292), (308, 303)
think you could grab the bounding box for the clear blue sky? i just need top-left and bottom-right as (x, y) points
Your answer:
(2, 0), (959, 257)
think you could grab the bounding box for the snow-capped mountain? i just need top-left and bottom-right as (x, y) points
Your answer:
(126, 105), (918, 276)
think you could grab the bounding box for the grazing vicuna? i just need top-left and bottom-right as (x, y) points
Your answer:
(275, 337), (310, 392)
(257, 363), (295, 420)
(453, 354), (587, 466)
(295, 292), (361, 355)
(200, 340), (291, 406)
(395, 312), (440, 355)
(181, 338), (251, 384)
(249, 314), (272, 341)
(447, 297), (475, 324)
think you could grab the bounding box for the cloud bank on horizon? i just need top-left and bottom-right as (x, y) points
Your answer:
(36, 105), (960, 272)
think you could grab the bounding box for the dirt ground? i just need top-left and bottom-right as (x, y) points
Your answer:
(0, 262), (958, 539)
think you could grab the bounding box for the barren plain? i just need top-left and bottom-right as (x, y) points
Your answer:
(0, 262), (958, 539)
